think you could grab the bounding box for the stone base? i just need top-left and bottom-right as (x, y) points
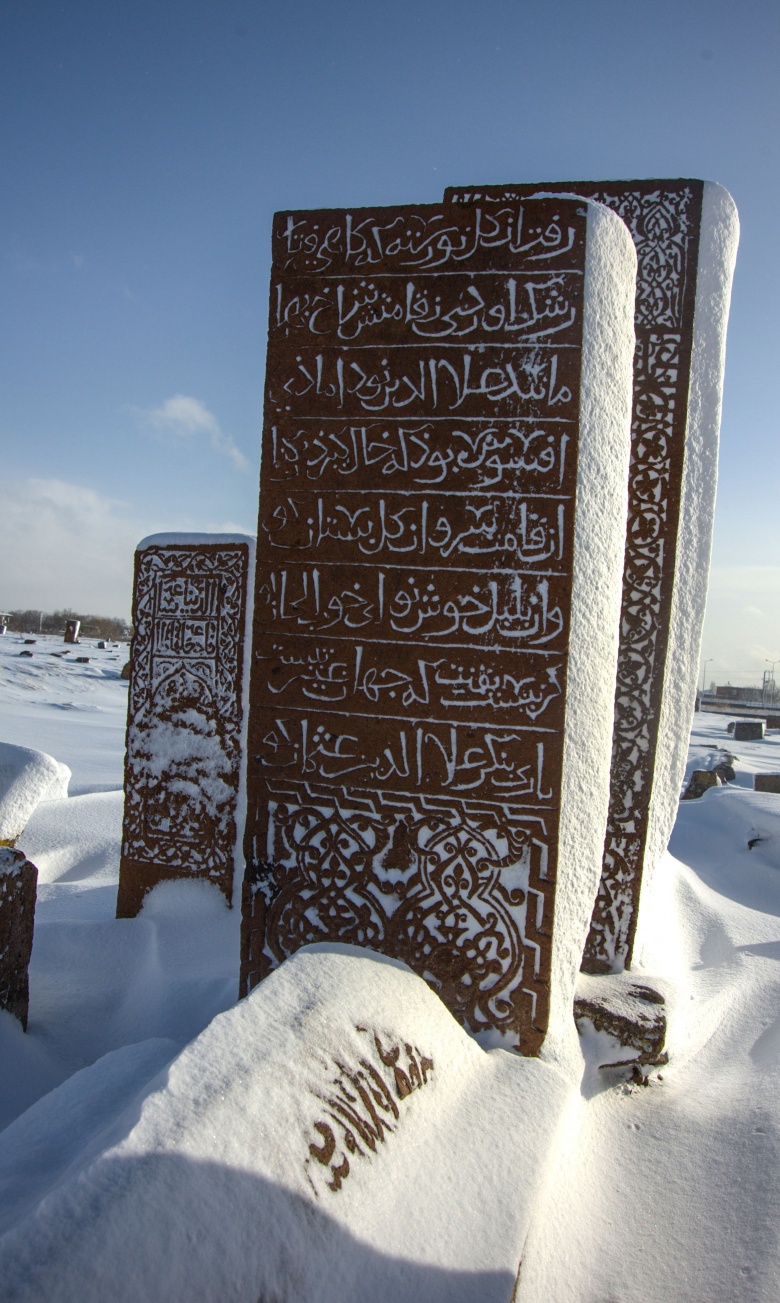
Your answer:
(115, 858), (233, 918)
(574, 972), (668, 1069)
(0, 847), (38, 1030)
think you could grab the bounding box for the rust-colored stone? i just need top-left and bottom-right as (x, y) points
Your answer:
(242, 198), (607, 1054)
(754, 774), (780, 794)
(445, 180), (722, 975)
(117, 538), (253, 917)
(682, 769), (720, 800)
(0, 846), (38, 1030)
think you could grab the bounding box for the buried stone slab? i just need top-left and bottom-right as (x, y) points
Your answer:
(116, 534), (255, 917)
(241, 195), (637, 1058)
(682, 769), (721, 801)
(446, 179), (739, 974)
(574, 971), (668, 1070)
(0, 847), (38, 1030)
(0, 946), (572, 1302)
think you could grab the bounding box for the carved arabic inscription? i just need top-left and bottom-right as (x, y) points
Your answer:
(242, 200), (589, 1052)
(446, 180), (704, 970)
(117, 542), (250, 917)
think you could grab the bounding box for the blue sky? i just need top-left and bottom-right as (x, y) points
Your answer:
(1, 0), (778, 681)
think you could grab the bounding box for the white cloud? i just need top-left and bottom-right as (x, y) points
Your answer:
(0, 478), (255, 619)
(143, 394), (249, 472)
(700, 566), (780, 682)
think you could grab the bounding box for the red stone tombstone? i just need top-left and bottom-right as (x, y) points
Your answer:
(116, 535), (254, 917)
(241, 199), (637, 1054)
(0, 846), (37, 1030)
(64, 619), (80, 644)
(445, 180), (739, 973)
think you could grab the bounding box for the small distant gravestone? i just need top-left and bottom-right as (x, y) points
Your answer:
(116, 534), (255, 917)
(734, 720), (764, 741)
(241, 195), (637, 1056)
(0, 847), (38, 1030)
(755, 774), (780, 794)
(445, 180), (739, 975)
(764, 716), (780, 730)
(64, 619), (80, 644)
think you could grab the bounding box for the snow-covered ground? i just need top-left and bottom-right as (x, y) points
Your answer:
(1, 629), (780, 1300)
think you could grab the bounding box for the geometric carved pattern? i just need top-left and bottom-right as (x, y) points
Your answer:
(117, 541), (251, 917)
(242, 198), (591, 1052)
(446, 180), (705, 971)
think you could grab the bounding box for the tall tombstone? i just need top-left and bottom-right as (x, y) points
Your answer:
(116, 534), (254, 917)
(241, 197), (637, 1056)
(63, 619), (80, 644)
(445, 180), (739, 972)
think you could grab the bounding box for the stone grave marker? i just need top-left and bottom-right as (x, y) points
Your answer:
(754, 774), (780, 794)
(734, 719), (764, 741)
(241, 197), (637, 1055)
(445, 179), (739, 972)
(0, 847), (37, 1029)
(64, 619), (80, 644)
(116, 534), (255, 917)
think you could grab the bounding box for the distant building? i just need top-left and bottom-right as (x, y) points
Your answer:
(715, 685), (763, 702)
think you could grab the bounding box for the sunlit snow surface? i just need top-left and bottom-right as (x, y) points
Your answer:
(1, 628), (780, 1301)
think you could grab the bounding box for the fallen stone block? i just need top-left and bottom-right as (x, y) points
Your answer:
(574, 972), (668, 1069)
(754, 774), (780, 794)
(734, 720), (764, 741)
(682, 769), (721, 800)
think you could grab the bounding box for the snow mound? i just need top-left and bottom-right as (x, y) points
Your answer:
(0, 742), (70, 843)
(0, 944), (571, 1303)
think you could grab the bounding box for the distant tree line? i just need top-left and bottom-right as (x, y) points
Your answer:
(3, 608), (131, 640)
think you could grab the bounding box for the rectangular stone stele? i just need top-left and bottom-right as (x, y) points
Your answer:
(734, 720), (765, 742)
(64, 619), (80, 644)
(241, 198), (636, 1055)
(445, 179), (739, 973)
(116, 535), (254, 918)
(764, 716), (780, 730)
(0, 847), (37, 1030)
(754, 774), (780, 794)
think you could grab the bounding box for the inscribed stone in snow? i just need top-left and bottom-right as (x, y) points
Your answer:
(116, 535), (254, 917)
(445, 179), (739, 972)
(241, 198), (636, 1056)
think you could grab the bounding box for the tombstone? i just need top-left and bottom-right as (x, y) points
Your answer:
(241, 196), (637, 1057)
(0, 947), (572, 1299)
(754, 774), (780, 794)
(116, 534), (255, 918)
(0, 847), (37, 1029)
(445, 180), (739, 972)
(682, 769), (720, 800)
(734, 719), (764, 741)
(764, 716), (780, 730)
(64, 619), (80, 644)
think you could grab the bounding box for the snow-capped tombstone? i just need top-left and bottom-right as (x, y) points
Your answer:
(63, 619), (80, 644)
(241, 197), (637, 1057)
(0, 946), (572, 1301)
(445, 179), (739, 973)
(116, 534), (255, 917)
(0, 847), (37, 1030)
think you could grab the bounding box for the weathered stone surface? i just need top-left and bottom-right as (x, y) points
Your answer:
(734, 720), (764, 741)
(117, 535), (254, 917)
(120, 660), (131, 681)
(765, 715), (780, 730)
(574, 972), (668, 1069)
(241, 197), (637, 1056)
(446, 180), (739, 975)
(0, 847), (38, 1029)
(64, 619), (80, 644)
(682, 769), (720, 800)
(754, 774), (780, 794)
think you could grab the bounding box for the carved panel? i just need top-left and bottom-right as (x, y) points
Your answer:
(446, 181), (705, 969)
(117, 541), (251, 916)
(243, 198), (593, 1054)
